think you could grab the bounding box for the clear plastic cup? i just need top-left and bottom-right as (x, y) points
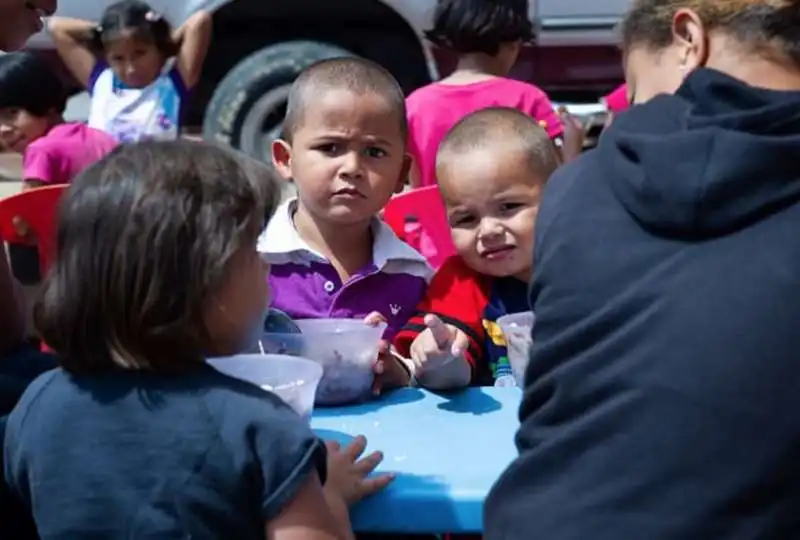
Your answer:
(497, 311), (535, 387)
(258, 319), (387, 406)
(207, 354), (323, 422)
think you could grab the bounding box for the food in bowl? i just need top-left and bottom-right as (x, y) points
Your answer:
(497, 311), (535, 387)
(259, 319), (386, 406)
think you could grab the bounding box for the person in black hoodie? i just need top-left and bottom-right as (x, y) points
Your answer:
(485, 1), (800, 539)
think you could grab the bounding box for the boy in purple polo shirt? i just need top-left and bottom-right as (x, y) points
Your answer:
(260, 58), (431, 351)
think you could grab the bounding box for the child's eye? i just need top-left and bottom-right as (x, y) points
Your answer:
(315, 143), (340, 155)
(450, 214), (477, 227)
(365, 147), (387, 159)
(499, 202), (524, 214)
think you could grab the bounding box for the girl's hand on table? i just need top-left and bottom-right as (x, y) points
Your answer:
(324, 435), (394, 505)
(409, 314), (469, 374)
(364, 312), (412, 394)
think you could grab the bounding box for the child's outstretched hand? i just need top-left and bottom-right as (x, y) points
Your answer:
(409, 314), (469, 374)
(324, 435), (394, 505)
(364, 311), (411, 394)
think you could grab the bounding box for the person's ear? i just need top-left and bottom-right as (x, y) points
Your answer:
(396, 154), (412, 194)
(672, 8), (708, 73)
(271, 139), (294, 182)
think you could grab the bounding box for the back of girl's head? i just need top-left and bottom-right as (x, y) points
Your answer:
(622, 0), (800, 62)
(35, 140), (282, 375)
(0, 52), (66, 116)
(92, 0), (176, 56)
(425, 0), (533, 55)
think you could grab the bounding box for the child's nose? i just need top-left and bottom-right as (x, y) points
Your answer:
(339, 151), (364, 178)
(478, 217), (504, 238)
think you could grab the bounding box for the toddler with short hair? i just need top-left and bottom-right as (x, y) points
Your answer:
(394, 107), (560, 389)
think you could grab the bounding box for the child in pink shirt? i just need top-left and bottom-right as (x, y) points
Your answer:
(0, 52), (117, 190)
(0, 52), (117, 286)
(407, 0), (564, 188)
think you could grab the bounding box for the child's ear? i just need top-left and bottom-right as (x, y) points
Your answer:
(396, 153), (412, 194)
(271, 139), (294, 182)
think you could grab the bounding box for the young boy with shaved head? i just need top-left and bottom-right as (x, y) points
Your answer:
(394, 107), (559, 390)
(259, 57), (432, 391)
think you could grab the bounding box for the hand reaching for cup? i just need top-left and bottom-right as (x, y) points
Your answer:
(408, 314), (469, 374)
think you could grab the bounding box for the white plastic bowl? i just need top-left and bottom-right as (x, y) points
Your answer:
(497, 311), (535, 387)
(258, 319), (386, 406)
(208, 354), (323, 422)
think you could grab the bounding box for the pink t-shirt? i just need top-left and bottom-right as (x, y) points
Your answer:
(23, 123), (118, 185)
(406, 78), (563, 188)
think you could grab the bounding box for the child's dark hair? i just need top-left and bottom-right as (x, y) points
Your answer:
(90, 0), (177, 57)
(0, 52), (66, 116)
(425, 0), (534, 56)
(283, 57), (408, 143)
(35, 140), (282, 375)
(621, 0), (800, 63)
(438, 106), (560, 180)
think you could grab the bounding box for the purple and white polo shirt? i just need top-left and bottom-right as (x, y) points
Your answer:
(258, 199), (433, 339)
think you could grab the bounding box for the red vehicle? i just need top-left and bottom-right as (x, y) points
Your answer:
(29, 0), (630, 161)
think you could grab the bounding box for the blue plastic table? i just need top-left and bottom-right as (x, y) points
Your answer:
(311, 387), (522, 533)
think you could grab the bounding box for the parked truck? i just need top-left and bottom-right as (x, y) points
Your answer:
(29, 0), (631, 162)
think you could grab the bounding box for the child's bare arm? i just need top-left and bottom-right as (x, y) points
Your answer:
(173, 10), (212, 89)
(47, 17), (98, 89)
(265, 472), (351, 540)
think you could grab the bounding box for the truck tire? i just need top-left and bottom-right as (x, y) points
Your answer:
(203, 41), (354, 162)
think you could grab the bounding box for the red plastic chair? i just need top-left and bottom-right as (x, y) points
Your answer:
(0, 185), (67, 273)
(382, 186), (455, 269)
(0, 185), (67, 353)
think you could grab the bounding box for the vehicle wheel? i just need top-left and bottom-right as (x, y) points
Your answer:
(203, 41), (354, 162)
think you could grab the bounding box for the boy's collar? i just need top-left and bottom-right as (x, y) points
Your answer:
(258, 198), (429, 268)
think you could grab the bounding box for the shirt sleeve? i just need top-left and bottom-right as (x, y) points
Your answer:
(22, 147), (58, 184)
(525, 90), (564, 140)
(393, 256), (488, 368)
(87, 61), (107, 95)
(167, 64), (190, 97)
(219, 387), (327, 522)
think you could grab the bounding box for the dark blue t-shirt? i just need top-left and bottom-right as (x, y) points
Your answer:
(1, 345), (57, 540)
(3, 364), (326, 539)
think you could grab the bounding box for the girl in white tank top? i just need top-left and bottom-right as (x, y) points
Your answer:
(48, 0), (211, 143)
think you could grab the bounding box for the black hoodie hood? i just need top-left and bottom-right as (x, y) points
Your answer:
(600, 68), (800, 237)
